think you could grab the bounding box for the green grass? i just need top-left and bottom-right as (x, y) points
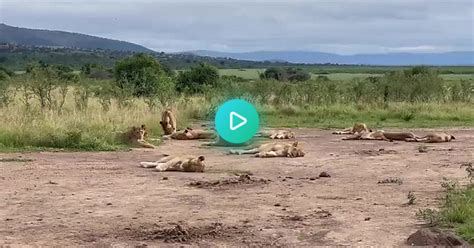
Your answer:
(219, 68), (264, 80)
(257, 103), (474, 129)
(218, 69), (473, 81)
(311, 73), (382, 80)
(440, 185), (474, 243)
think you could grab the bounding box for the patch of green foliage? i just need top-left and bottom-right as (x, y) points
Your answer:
(177, 62), (219, 93)
(416, 175), (474, 244)
(260, 67), (311, 81)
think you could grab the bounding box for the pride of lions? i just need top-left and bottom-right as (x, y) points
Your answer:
(131, 110), (455, 173)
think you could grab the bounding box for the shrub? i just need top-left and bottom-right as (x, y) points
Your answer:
(176, 63), (219, 93)
(260, 67), (311, 82)
(114, 53), (168, 97)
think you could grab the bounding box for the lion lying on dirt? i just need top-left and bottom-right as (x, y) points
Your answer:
(122, 125), (156, 148)
(332, 123), (369, 135)
(406, 132), (455, 143)
(140, 155), (205, 172)
(342, 130), (388, 141)
(165, 128), (216, 140)
(160, 109), (177, 135)
(229, 141), (305, 158)
(258, 130), (295, 139)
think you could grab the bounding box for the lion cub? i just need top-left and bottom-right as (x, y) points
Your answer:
(141, 155), (205, 172)
(333, 123), (369, 135)
(160, 109), (177, 135)
(229, 141), (305, 158)
(122, 125), (156, 148)
(406, 132), (455, 143)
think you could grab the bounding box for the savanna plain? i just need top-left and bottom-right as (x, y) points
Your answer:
(0, 58), (473, 246)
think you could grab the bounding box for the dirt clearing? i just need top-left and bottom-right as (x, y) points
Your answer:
(1, 128), (473, 246)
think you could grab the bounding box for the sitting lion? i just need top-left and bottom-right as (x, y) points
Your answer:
(258, 130), (295, 139)
(405, 132), (455, 143)
(122, 125), (156, 148)
(332, 123), (369, 135)
(229, 141), (305, 158)
(342, 130), (389, 141)
(160, 109), (177, 135)
(141, 155), (205, 172)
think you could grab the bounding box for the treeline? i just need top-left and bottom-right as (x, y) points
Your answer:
(0, 53), (472, 116)
(0, 44), (297, 71)
(2, 45), (474, 74)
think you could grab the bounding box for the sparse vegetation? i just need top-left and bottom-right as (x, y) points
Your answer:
(407, 191), (416, 205)
(461, 162), (473, 183)
(378, 177), (404, 185)
(0, 157), (34, 162)
(416, 169), (474, 244)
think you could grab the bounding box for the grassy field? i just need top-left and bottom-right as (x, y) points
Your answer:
(218, 68), (474, 81)
(258, 102), (474, 129)
(1, 64), (472, 152)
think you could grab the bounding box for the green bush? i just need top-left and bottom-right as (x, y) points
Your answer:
(260, 67), (311, 82)
(176, 62), (219, 93)
(114, 53), (168, 97)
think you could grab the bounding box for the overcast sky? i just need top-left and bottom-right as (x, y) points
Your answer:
(1, 0), (473, 54)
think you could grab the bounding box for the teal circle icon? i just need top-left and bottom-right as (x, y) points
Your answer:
(215, 99), (260, 144)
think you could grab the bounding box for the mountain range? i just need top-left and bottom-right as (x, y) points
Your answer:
(190, 50), (474, 66)
(1, 23), (472, 66)
(0, 23), (152, 53)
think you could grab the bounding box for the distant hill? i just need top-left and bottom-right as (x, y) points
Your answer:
(191, 50), (474, 66)
(0, 23), (153, 53)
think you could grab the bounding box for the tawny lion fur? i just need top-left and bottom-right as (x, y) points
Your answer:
(160, 109), (177, 135)
(229, 141), (305, 158)
(332, 123), (369, 135)
(405, 132), (455, 143)
(122, 125), (155, 148)
(141, 155), (205, 172)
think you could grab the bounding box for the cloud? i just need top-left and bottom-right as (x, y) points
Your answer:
(1, 0), (473, 54)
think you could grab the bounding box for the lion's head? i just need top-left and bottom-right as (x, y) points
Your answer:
(128, 125), (147, 140)
(286, 141), (305, 158)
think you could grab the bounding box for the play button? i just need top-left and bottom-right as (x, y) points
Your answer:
(215, 99), (259, 144)
(229, 112), (247, 131)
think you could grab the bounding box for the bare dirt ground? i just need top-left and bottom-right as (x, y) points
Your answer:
(1, 128), (473, 247)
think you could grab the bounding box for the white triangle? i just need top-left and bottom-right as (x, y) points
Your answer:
(230, 111), (247, 131)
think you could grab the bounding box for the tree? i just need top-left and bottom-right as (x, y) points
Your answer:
(176, 63), (219, 93)
(114, 53), (166, 97)
(260, 67), (310, 82)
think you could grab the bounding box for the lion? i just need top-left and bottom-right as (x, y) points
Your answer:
(342, 130), (389, 141)
(140, 155), (205, 172)
(229, 141), (305, 158)
(405, 132), (455, 143)
(122, 124), (156, 148)
(332, 123), (369, 135)
(160, 109), (177, 135)
(165, 128), (215, 140)
(185, 128), (216, 139)
(382, 132), (418, 141)
(258, 130), (295, 139)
